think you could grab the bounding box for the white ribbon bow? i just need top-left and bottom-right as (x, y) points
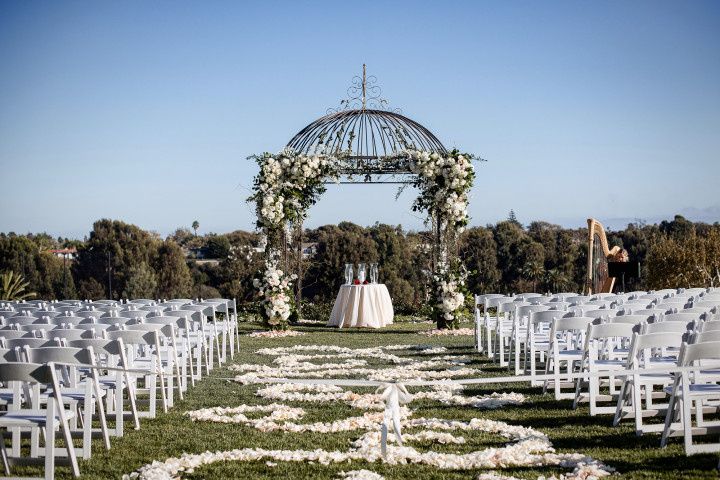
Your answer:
(376, 382), (412, 457)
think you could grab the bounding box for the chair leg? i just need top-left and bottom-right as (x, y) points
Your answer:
(0, 435), (10, 476)
(661, 385), (679, 447)
(44, 422), (55, 480)
(59, 410), (80, 477)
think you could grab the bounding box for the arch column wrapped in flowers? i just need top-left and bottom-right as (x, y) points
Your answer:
(249, 147), (474, 330)
(408, 149), (475, 329)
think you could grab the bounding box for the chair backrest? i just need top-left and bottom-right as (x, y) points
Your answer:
(692, 300), (720, 309)
(125, 323), (175, 340)
(50, 315), (93, 327)
(76, 311), (100, 320)
(553, 316), (594, 333)
(564, 295), (589, 305)
(0, 362), (57, 388)
(106, 328), (159, 347)
(607, 314), (652, 326)
(588, 322), (635, 339)
(682, 307), (712, 315)
(182, 304), (214, 317)
(698, 321), (720, 333)
(2, 316), (50, 326)
(527, 295), (553, 305)
(691, 330), (720, 343)
(499, 301), (526, 315)
(68, 338), (124, 357)
(515, 304), (549, 319)
(129, 299), (156, 306)
(529, 309), (566, 325)
(632, 331), (685, 351)
(145, 315), (188, 330)
(475, 294), (504, 307)
(140, 305), (169, 312)
(626, 331), (685, 369)
(0, 330), (37, 341)
(116, 310), (151, 320)
(3, 337), (58, 349)
(484, 296), (511, 310)
(97, 317), (139, 327)
(47, 328), (95, 342)
(23, 346), (93, 367)
(642, 321), (691, 335)
(56, 306), (82, 314)
(544, 301), (570, 310)
(32, 310), (61, 319)
(679, 340), (720, 365)
(663, 312), (701, 323)
(583, 308), (618, 321)
(170, 309), (203, 324)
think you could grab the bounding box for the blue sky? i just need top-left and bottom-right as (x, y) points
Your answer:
(1, 1), (719, 238)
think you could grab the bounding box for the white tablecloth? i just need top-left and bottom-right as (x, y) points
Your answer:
(328, 284), (394, 328)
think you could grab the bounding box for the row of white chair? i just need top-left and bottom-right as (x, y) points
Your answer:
(0, 297), (241, 479)
(474, 288), (720, 463)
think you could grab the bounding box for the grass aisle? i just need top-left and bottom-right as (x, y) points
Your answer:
(72, 321), (718, 479)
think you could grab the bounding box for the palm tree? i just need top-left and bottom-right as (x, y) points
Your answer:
(0, 271), (36, 301)
(522, 262), (545, 292)
(192, 220), (199, 237)
(545, 268), (569, 294)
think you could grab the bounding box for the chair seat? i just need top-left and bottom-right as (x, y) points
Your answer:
(59, 387), (106, 400)
(664, 383), (720, 396)
(0, 409), (76, 427)
(558, 349), (583, 357)
(592, 359), (625, 368)
(635, 373), (674, 384)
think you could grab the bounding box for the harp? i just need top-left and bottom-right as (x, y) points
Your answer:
(585, 218), (628, 294)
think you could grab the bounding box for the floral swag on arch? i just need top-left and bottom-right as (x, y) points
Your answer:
(249, 148), (475, 330)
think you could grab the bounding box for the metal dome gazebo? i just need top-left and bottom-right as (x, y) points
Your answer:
(250, 66), (477, 329)
(286, 65), (448, 183)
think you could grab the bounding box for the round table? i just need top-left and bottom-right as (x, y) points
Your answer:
(328, 284), (394, 328)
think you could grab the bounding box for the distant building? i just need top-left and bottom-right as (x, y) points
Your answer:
(301, 242), (318, 259)
(48, 248), (77, 259)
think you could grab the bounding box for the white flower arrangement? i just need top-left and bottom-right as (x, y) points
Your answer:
(252, 252), (297, 328)
(124, 343), (613, 480)
(248, 148), (341, 330)
(247, 330), (306, 339)
(429, 260), (469, 329)
(249, 148), (338, 230)
(128, 408), (613, 479)
(420, 327), (474, 336)
(230, 345), (485, 384)
(406, 149), (474, 232)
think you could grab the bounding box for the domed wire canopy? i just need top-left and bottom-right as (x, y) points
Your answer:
(286, 65), (448, 183)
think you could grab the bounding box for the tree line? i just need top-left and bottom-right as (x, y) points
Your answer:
(1, 215), (719, 311)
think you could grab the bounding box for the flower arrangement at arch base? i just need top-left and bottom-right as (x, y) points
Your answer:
(431, 260), (470, 330)
(252, 252), (298, 329)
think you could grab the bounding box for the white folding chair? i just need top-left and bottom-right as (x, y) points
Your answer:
(105, 329), (168, 417)
(574, 322), (635, 415)
(544, 316), (594, 400)
(510, 304), (549, 374)
(661, 341), (720, 455)
(614, 331), (685, 434)
(22, 346), (110, 459)
(68, 338), (140, 437)
(0, 362), (80, 479)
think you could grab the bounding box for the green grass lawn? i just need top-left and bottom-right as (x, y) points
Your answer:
(14, 320), (720, 479)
